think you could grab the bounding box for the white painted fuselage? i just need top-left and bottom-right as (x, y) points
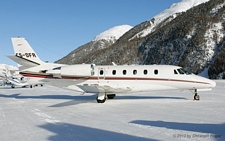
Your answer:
(20, 64), (216, 94)
(8, 37), (216, 103)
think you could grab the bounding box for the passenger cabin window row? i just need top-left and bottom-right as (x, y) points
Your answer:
(111, 69), (158, 75)
(98, 68), (191, 76)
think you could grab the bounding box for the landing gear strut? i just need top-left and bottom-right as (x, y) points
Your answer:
(193, 89), (200, 100)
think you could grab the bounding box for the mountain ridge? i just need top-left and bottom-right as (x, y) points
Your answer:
(56, 25), (132, 64)
(56, 0), (225, 79)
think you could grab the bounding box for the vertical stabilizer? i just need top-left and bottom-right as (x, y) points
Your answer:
(9, 37), (44, 67)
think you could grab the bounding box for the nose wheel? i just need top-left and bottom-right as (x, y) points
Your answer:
(193, 89), (200, 100)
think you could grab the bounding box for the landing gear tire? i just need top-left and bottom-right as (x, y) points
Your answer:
(30, 85), (33, 88)
(96, 97), (106, 103)
(193, 89), (200, 100)
(194, 93), (200, 100)
(107, 94), (116, 99)
(11, 85), (15, 88)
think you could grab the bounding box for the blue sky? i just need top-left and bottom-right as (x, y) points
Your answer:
(0, 0), (180, 66)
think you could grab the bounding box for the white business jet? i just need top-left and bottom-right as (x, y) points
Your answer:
(8, 37), (216, 103)
(0, 65), (44, 88)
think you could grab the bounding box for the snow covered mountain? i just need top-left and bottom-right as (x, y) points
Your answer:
(56, 0), (225, 79)
(93, 25), (132, 42)
(131, 0), (210, 39)
(56, 25), (132, 64)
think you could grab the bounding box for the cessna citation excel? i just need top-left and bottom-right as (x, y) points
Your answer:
(8, 37), (216, 103)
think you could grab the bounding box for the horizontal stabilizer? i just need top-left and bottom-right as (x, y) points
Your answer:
(7, 55), (40, 67)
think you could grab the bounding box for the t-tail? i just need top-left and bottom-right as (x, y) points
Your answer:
(7, 37), (45, 69)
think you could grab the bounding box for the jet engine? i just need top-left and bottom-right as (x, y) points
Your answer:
(61, 64), (93, 77)
(48, 64), (95, 78)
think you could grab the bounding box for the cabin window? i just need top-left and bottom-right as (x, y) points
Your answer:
(174, 69), (178, 74)
(144, 69), (148, 75)
(133, 70), (137, 75)
(123, 70), (127, 75)
(100, 70), (104, 75)
(154, 69), (158, 75)
(112, 70), (116, 75)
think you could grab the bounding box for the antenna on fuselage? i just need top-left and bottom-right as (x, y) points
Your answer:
(112, 62), (117, 66)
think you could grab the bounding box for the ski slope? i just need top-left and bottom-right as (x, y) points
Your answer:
(0, 80), (224, 141)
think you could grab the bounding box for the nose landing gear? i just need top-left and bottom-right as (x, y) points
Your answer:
(193, 89), (200, 100)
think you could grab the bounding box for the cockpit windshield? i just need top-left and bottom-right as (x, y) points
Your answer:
(177, 68), (192, 75)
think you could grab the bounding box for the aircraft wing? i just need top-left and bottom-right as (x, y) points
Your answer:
(76, 84), (132, 93)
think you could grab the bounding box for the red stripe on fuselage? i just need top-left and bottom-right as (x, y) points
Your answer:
(20, 72), (210, 85)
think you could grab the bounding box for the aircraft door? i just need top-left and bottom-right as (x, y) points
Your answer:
(91, 64), (95, 76)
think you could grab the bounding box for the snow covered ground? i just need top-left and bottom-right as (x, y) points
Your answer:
(0, 80), (224, 141)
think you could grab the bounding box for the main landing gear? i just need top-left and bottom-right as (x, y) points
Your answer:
(96, 93), (116, 103)
(107, 94), (116, 99)
(193, 89), (200, 101)
(96, 97), (106, 103)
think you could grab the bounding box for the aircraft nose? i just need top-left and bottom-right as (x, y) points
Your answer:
(209, 80), (216, 88)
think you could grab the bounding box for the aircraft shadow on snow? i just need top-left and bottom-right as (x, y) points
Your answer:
(38, 122), (158, 141)
(130, 120), (225, 136)
(0, 93), (187, 107)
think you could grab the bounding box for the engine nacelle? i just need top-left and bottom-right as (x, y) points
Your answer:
(60, 64), (94, 77)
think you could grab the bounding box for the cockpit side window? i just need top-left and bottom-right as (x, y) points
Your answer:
(177, 68), (192, 75)
(180, 68), (192, 75)
(177, 69), (185, 74)
(174, 69), (178, 74)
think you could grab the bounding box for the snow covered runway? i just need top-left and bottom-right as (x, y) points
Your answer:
(0, 81), (224, 141)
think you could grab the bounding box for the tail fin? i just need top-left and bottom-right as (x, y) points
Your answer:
(7, 37), (45, 68)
